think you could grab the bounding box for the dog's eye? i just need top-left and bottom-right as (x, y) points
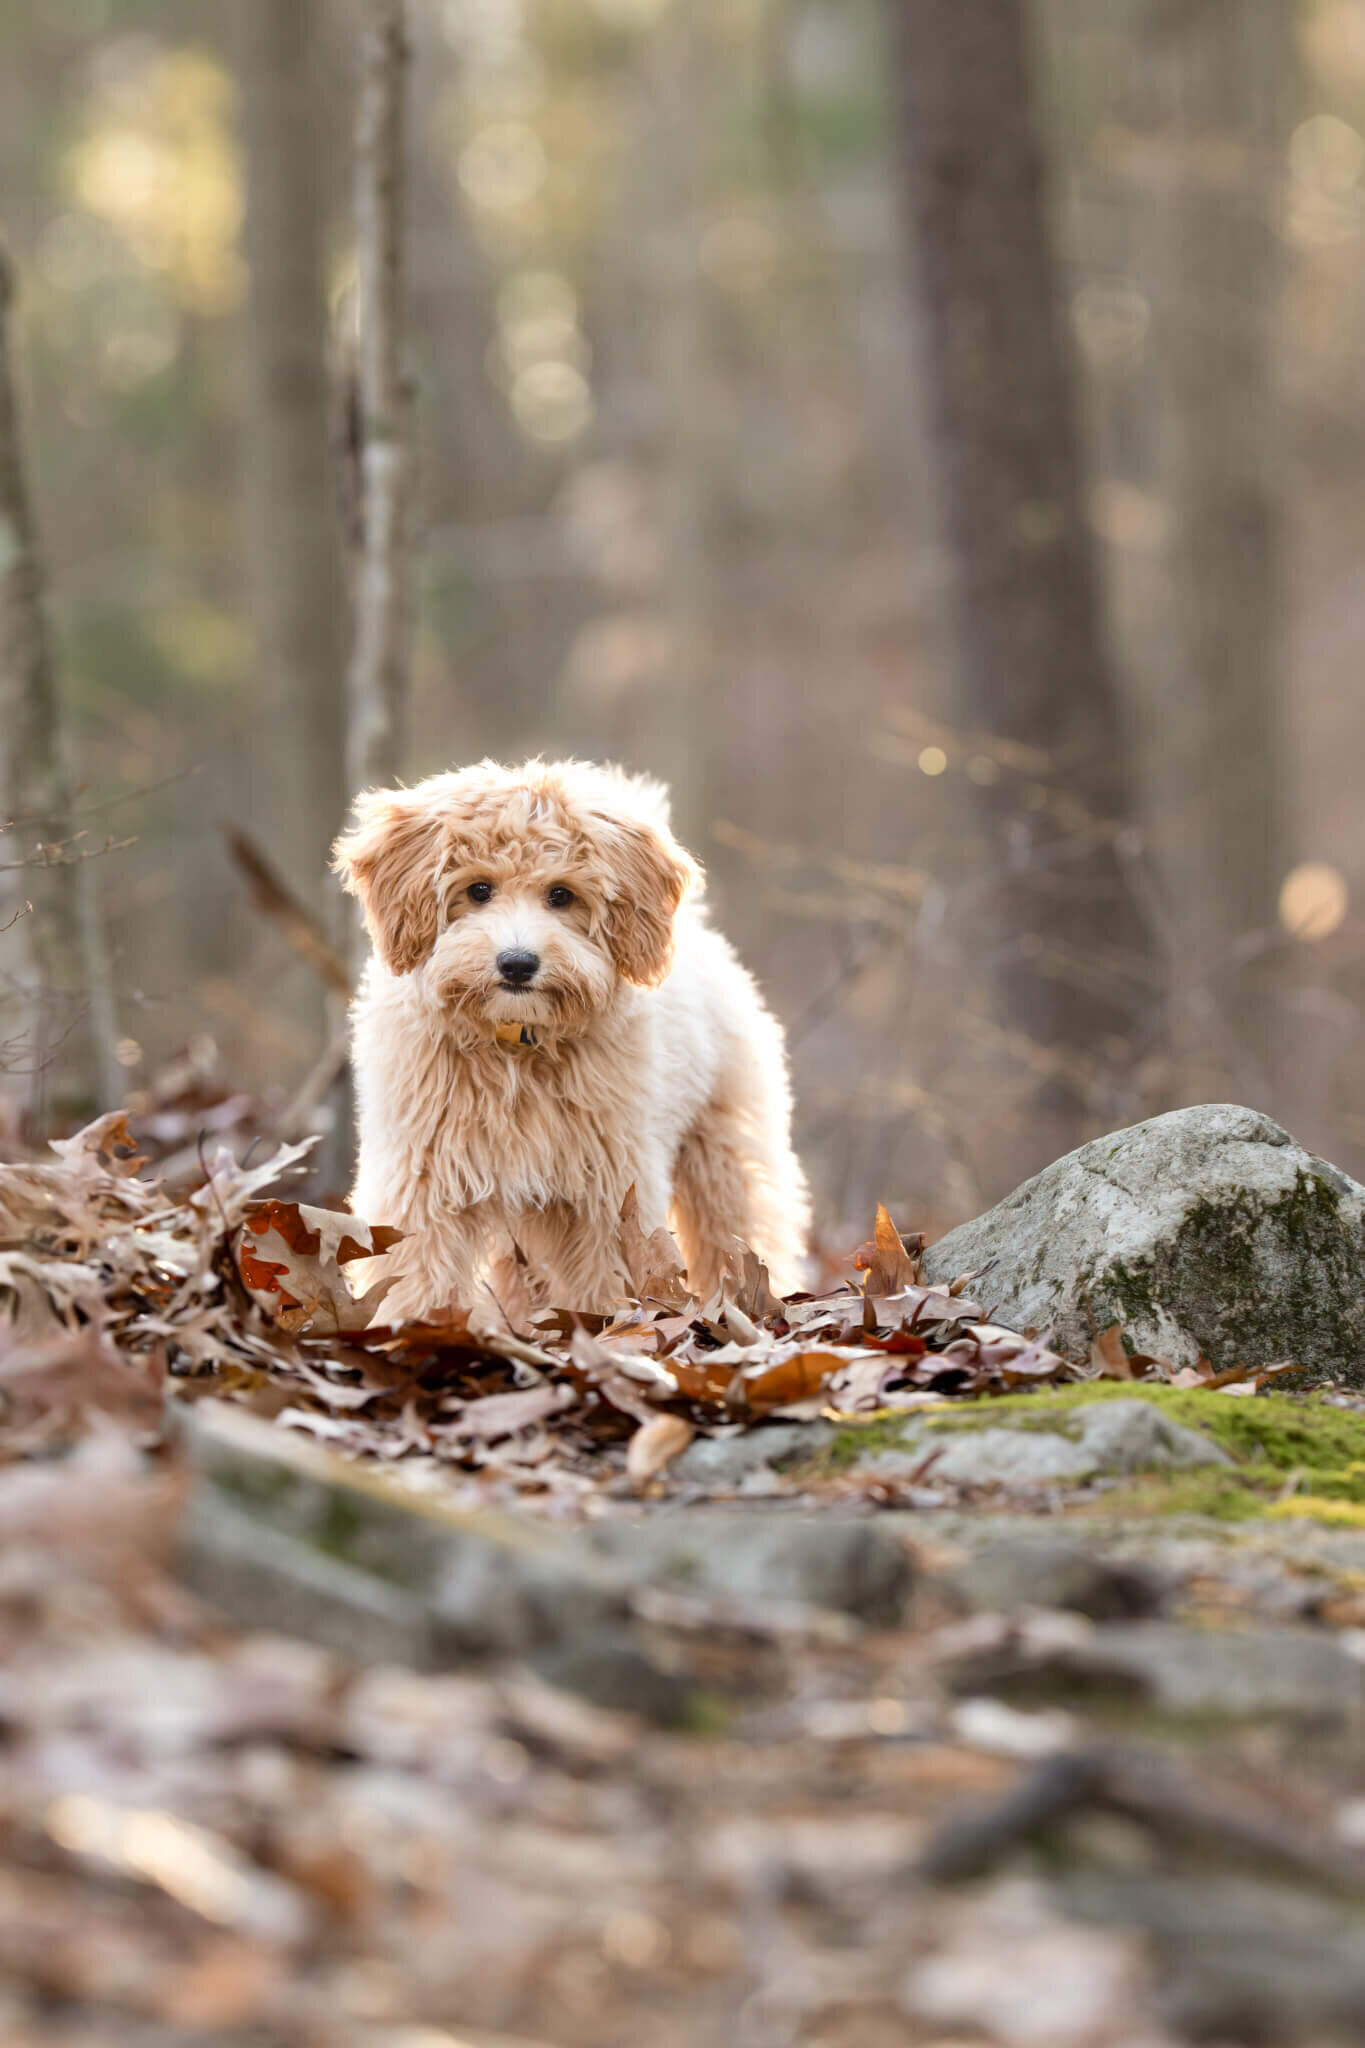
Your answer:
(467, 881), (494, 904)
(547, 885), (575, 910)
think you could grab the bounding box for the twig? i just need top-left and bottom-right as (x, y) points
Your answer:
(224, 826), (351, 997)
(0, 831), (137, 871)
(1, 762), (202, 833)
(276, 1026), (351, 1138)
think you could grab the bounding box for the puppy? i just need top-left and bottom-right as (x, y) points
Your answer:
(332, 758), (810, 1320)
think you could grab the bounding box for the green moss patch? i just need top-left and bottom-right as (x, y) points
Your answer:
(820, 1383), (1365, 1518)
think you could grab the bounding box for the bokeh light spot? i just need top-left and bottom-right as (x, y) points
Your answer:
(458, 121), (546, 212)
(1279, 862), (1349, 940)
(497, 268), (588, 380)
(917, 746), (948, 777)
(1290, 113), (1365, 193)
(510, 359), (593, 443)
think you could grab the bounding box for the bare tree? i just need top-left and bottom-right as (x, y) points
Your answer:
(235, 0), (349, 942)
(0, 236), (118, 1124)
(884, 0), (1160, 1159)
(1150, 0), (1289, 1088)
(346, 0), (415, 922)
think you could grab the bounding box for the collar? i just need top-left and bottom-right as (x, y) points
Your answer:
(493, 1020), (540, 1052)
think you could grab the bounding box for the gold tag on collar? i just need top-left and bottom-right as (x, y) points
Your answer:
(494, 1020), (539, 1051)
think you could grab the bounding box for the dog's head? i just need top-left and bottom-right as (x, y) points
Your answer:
(332, 759), (702, 1033)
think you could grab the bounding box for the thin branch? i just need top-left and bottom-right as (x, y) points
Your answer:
(276, 1026), (351, 1140)
(0, 831), (137, 872)
(224, 826), (351, 998)
(2, 761), (202, 833)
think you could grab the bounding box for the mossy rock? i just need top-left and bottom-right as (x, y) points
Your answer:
(820, 1382), (1365, 1521)
(922, 1105), (1365, 1387)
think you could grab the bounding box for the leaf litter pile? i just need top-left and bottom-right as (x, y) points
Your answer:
(3, 1112), (1295, 1507)
(0, 1111), (1093, 1500)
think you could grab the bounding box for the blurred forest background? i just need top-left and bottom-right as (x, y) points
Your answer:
(2, 0), (1364, 1243)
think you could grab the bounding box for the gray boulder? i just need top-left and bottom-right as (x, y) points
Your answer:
(922, 1103), (1365, 1383)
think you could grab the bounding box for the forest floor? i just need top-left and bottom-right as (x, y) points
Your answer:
(3, 1114), (1365, 2046)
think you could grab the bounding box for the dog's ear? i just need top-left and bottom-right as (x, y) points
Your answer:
(332, 790), (444, 975)
(603, 815), (702, 987)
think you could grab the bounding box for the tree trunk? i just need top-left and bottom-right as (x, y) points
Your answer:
(236, 0), (349, 934)
(645, 6), (711, 841)
(884, 0), (1160, 1157)
(346, 0), (415, 886)
(1154, 0), (1288, 1094)
(0, 237), (118, 1127)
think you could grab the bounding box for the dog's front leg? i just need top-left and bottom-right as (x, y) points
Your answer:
(507, 1201), (632, 1316)
(358, 1206), (488, 1325)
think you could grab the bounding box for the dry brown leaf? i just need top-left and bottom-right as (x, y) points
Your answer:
(667, 1355), (741, 1404)
(48, 1109), (146, 1178)
(442, 1383), (573, 1443)
(723, 1241), (787, 1321)
(618, 1186), (693, 1308)
(730, 1348), (851, 1416)
(857, 1204), (922, 1296)
(626, 1412), (694, 1489)
(189, 1136), (318, 1228)
(0, 1324), (165, 1442)
(1090, 1324), (1133, 1379)
(946, 1265), (992, 1298)
(569, 1326), (662, 1424)
(1202, 1356), (1302, 1391)
(237, 1200), (401, 1334)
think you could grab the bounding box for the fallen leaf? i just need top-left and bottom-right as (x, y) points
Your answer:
(49, 1109), (146, 1179)
(729, 1348), (851, 1415)
(441, 1383), (574, 1443)
(236, 1201), (401, 1334)
(618, 1186), (693, 1308)
(626, 1412), (694, 1488)
(1090, 1324), (1133, 1379)
(723, 1241), (787, 1321)
(857, 1204), (922, 1296)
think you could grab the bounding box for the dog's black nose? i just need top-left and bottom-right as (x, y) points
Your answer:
(497, 948), (540, 987)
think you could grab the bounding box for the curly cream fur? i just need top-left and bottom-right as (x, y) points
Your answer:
(332, 758), (810, 1318)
